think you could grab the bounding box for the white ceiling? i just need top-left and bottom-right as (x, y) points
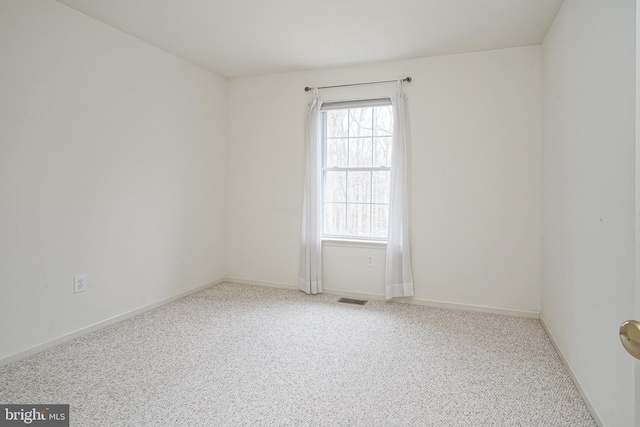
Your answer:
(56, 0), (564, 79)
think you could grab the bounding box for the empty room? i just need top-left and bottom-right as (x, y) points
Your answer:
(0, 0), (637, 426)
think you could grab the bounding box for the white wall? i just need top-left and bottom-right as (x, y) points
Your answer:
(0, 0), (228, 361)
(227, 46), (541, 314)
(541, 0), (636, 425)
(637, 2), (640, 426)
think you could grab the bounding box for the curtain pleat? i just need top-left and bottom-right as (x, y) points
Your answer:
(385, 83), (414, 299)
(298, 89), (323, 294)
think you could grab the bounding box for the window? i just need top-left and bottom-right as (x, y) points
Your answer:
(322, 99), (393, 240)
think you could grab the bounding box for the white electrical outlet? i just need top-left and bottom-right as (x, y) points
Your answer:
(74, 275), (87, 293)
(366, 255), (374, 267)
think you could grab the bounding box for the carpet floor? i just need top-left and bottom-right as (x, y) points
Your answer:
(0, 282), (596, 426)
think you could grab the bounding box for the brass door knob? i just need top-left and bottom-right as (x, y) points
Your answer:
(620, 320), (640, 359)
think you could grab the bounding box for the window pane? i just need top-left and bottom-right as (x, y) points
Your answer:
(371, 205), (389, 238)
(347, 204), (371, 237)
(373, 106), (393, 136)
(373, 137), (392, 167)
(372, 171), (390, 204)
(347, 171), (371, 203)
(326, 110), (348, 138)
(348, 138), (373, 167)
(322, 103), (395, 240)
(349, 107), (373, 137)
(326, 138), (347, 167)
(324, 171), (346, 202)
(324, 203), (346, 235)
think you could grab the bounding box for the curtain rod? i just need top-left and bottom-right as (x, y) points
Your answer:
(304, 77), (412, 92)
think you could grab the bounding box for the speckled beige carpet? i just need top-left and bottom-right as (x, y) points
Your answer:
(0, 282), (596, 426)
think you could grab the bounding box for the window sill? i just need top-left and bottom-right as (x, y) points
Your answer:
(322, 238), (387, 249)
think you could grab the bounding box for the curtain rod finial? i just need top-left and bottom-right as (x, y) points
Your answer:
(304, 87), (312, 92)
(404, 77), (412, 83)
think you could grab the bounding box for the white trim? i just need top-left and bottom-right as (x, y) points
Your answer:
(0, 279), (225, 367)
(226, 278), (539, 319)
(394, 296), (539, 318)
(1, 276), (542, 367)
(321, 103), (394, 242)
(321, 97), (392, 110)
(322, 238), (387, 249)
(322, 287), (387, 301)
(224, 276), (299, 292)
(539, 314), (605, 427)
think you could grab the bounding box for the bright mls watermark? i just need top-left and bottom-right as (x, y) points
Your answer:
(0, 405), (68, 426)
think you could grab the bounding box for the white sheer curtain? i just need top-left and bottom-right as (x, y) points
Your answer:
(298, 89), (323, 295)
(385, 83), (414, 299)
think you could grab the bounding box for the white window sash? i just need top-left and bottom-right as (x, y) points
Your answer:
(320, 99), (393, 241)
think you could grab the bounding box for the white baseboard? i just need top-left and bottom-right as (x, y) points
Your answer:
(539, 314), (605, 427)
(399, 296), (540, 319)
(0, 278), (225, 367)
(222, 276), (299, 292)
(223, 278), (388, 303)
(224, 277), (540, 319)
(1, 276), (540, 367)
(322, 287), (388, 301)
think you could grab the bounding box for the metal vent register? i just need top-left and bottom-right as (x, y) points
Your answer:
(337, 298), (368, 305)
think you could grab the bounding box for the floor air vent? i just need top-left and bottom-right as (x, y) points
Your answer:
(337, 297), (368, 305)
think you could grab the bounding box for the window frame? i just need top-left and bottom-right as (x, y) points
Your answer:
(320, 98), (393, 242)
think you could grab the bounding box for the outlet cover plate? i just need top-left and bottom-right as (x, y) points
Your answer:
(74, 275), (87, 293)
